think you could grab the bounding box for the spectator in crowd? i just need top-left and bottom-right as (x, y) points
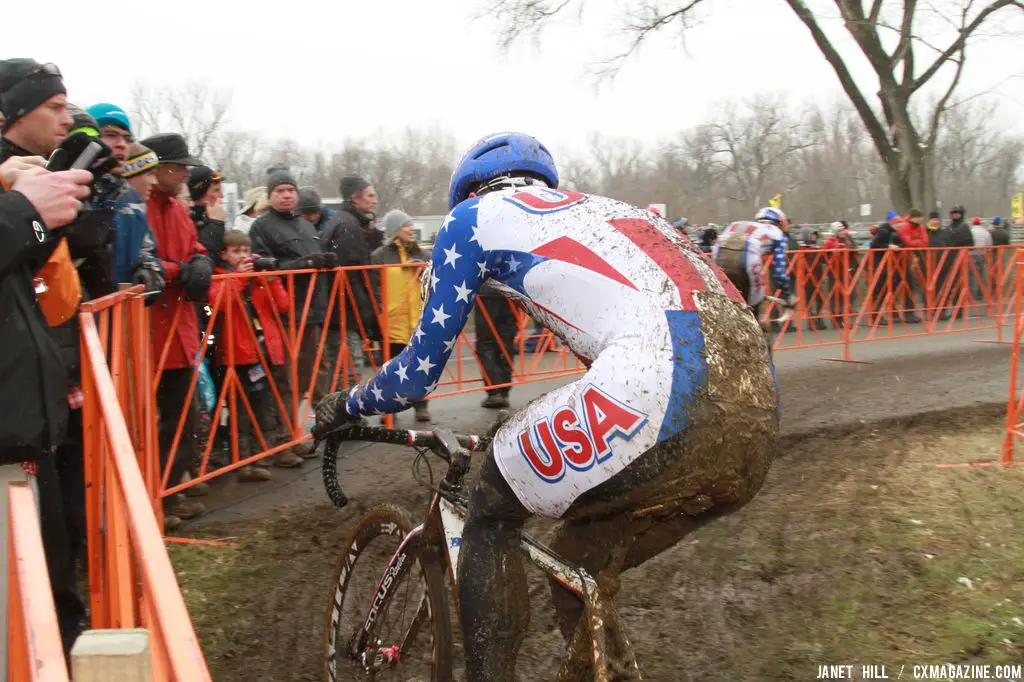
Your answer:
(234, 186), (269, 233)
(896, 209), (928, 322)
(945, 205), (973, 319)
(188, 166), (227, 258)
(991, 216), (1010, 246)
(371, 209), (431, 422)
(822, 221), (858, 328)
(116, 143), (165, 290)
(798, 226), (827, 329)
(139, 132), (213, 529)
(299, 186), (333, 231)
(698, 226), (717, 253)
(947, 205), (973, 248)
(1, 60), (117, 653)
(926, 210), (953, 321)
(209, 230), (304, 472)
(250, 169), (336, 417)
(969, 216), (994, 314)
(0, 155), (94, 675)
(475, 292), (517, 409)
(321, 174), (383, 378)
(85, 105), (164, 291)
(869, 211), (918, 324)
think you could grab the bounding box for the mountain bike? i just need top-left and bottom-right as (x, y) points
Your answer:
(318, 425), (643, 682)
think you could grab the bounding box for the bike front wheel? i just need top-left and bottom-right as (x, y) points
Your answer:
(323, 504), (454, 682)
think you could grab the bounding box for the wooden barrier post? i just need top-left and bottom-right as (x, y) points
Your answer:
(71, 629), (151, 682)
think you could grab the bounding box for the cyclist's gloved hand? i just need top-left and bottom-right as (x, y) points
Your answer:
(313, 388), (360, 440)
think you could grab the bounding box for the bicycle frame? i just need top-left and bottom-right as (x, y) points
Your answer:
(336, 428), (642, 681)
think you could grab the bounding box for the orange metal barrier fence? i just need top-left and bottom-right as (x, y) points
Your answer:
(94, 246), (1017, 511)
(79, 303), (211, 680)
(6, 481), (69, 681)
(999, 250), (1024, 467)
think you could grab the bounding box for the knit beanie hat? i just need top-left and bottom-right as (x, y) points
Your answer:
(122, 143), (159, 178)
(298, 186), (323, 214)
(381, 209), (413, 241)
(340, 174), (370, 200)
(0, 59), (66, 129)
(189, 165), (223, 201)
(885, 210), (900, 222)
(993, 216), (1003, 226)
(267, 169), (298, 194)
(972, 217), (982, 225)
(85, 103), (131, 133)
(908, 208), (923, 218)
(66, 103), (100, 138)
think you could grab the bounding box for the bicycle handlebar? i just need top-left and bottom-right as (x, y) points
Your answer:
(320, 425), (492, 508)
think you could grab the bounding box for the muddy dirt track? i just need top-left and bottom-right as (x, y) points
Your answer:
(181, 337), (1017, 681)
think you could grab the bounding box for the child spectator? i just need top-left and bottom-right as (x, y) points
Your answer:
(209, 230), (304, 475)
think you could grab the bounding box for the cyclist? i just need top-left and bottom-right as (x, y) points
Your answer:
(712, 207), (797, 315)
(315, 132), (780, 681)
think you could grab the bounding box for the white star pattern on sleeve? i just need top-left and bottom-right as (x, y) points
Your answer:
(507, 254), (520, 273)
(343, 196), (486, 419)
(454, 281), (473, 303)
(443, 244), (461, 269)
(431, 304), (452, 328)
(416, 355), (437, 375)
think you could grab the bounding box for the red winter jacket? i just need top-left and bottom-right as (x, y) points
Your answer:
(209, 267), (290, 367)
(896, 219), (928, 250)
(147, 187), (207, 370)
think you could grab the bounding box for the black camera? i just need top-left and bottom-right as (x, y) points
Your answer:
(252, 257), (278, 272)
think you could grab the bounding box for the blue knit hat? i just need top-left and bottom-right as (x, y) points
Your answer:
(993, 216), (1003, 226)
(85, 103), (131, 133)
(885, 210), (900, 222)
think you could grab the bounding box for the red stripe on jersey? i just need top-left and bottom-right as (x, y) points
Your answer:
(531, 236), (637, 290)
(607, 218), (719, 309)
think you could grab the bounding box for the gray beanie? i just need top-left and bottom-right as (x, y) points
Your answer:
(298, 186), (323, 214)
(340, 174), (371, 201)
(382, 209), (413, 242)
(267, 169), (298, 194)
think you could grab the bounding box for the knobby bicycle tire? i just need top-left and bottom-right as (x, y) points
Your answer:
(323, 504), (454, 682)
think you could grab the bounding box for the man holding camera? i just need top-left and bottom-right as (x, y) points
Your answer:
(250, 170), (337, 421)
(139, 132), (213, 527)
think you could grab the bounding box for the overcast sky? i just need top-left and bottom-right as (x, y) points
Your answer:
(4, 0), (1022, 157)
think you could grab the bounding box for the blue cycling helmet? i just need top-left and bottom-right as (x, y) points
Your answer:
(85, 103), (132, 134)
(448, 132), (558, 209)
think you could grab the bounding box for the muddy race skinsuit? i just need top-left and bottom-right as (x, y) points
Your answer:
(342, 187), (780, 681)
(711, 220), (792, 313)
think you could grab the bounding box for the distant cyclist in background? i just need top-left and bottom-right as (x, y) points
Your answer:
(712, 207), (797, 316)
(316, 132), (780, 681)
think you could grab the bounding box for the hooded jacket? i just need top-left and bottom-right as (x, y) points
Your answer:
(321, 202), (383, 338)
(948, 217), (974, 249)
(112, 185), (163, 285)
(370, 238), (426, 345)
(248, 208), (329, 326)
(209, 266), (290, 367)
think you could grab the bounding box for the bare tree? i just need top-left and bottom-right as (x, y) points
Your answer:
(482, 0), (1024, 212)
(129, 80), (232, 159)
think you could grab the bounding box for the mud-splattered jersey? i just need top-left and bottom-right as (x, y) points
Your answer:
(712, 220), (791, 293)
(345, 186), (745, 417)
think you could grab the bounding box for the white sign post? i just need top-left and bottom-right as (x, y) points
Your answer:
(222, 182), (239, 228)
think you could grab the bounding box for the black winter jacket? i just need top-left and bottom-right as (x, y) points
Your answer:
(321, 203), (383, 338)
(249, 208), (329, 326)
(190, 205), (226, 261)
(948, 218), (974, 249)
(0, 186), (69, 461)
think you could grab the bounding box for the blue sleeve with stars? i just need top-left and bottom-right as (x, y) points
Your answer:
(345, 197), (491, 417)
(771, 238), (791, 294)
